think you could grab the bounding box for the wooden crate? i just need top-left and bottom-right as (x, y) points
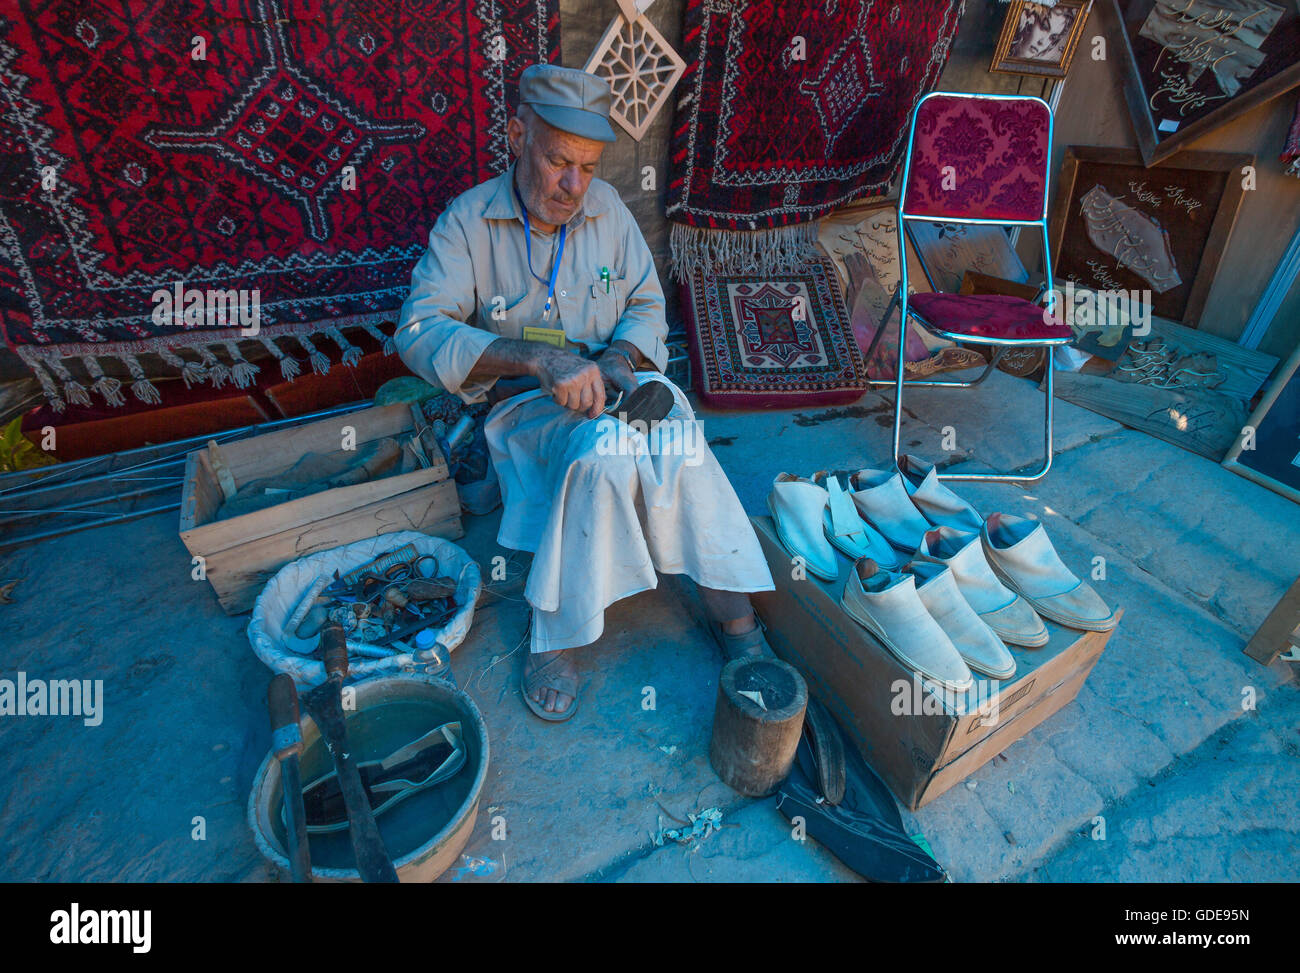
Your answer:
(750, 516), (1120, 810)
(180, 403), (462, 614)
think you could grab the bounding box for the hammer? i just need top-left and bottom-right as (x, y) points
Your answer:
(300, 624), (400, 883)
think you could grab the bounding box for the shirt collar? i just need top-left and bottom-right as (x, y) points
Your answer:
(481, 161), (607, 231)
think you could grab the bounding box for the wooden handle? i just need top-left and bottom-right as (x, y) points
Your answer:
(267, 673), (302, 760)
(321, 622), (349, 680)
(406, 578), (456, 601)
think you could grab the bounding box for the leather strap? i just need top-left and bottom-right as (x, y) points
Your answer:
(825, 476), (863, 540)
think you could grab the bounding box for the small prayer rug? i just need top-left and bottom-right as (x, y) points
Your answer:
(682, 259), (869, 409)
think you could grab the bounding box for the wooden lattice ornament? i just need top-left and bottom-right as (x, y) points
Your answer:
(583, 5), (686, 142)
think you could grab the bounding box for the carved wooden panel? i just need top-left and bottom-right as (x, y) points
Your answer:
(583, 11), (686, 142)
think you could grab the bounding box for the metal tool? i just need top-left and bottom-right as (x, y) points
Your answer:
(439, 415), (475, 462)
(300, 623), (400, 883)
(267, 673), (313, 883)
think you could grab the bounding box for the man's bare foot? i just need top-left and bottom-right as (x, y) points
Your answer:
(523, 648), (578, 715)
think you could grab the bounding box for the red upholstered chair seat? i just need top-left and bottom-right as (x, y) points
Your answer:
(907, 293), (1072, 342)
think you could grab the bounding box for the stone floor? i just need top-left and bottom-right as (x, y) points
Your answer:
(2, 368), (1297, 882)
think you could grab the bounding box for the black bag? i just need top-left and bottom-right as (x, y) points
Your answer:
(776, 701), (947, 883)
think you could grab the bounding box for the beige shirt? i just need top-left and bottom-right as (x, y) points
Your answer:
(394, 162), (670, 404)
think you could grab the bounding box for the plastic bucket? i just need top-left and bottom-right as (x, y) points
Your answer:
(248, 672), (489, 883)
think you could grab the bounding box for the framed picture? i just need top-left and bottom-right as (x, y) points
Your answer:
(1048, 145), (1252, 327)
(1110, 0), (1300, 166)
(1222, 343), (1300, 504)
(991, 0), (1095, 78)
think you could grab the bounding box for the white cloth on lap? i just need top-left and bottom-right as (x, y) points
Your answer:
(484, 373), (775, 652)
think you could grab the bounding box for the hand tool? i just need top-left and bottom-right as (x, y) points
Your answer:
(372, 608), (456, 648)
(300, 623), (400, 883)
(267, 673), (313, 883)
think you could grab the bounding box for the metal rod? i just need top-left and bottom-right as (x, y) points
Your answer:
(0, 501), (180, 549)
(0, 401), (366, 499)
(0, 461), (190, 506)
(0, 400), (369, 550)
(0, 443), (189, 496)
(0, 479), (182, 518)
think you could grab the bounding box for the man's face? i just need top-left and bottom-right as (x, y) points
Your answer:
(508, 108), (605, 229)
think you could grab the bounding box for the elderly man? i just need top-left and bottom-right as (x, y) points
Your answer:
(395, 65), (774, 722)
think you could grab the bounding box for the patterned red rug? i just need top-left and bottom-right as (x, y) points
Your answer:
(682, 258), (868, 409)
(666, 0), (963, 282)
(0, 0), (558, 411)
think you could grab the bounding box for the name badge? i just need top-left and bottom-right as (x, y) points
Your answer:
(522, 326), (567, 348)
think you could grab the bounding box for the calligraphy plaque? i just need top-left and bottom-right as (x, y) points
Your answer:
(1111, 0), (1300, 165)
(1048, 146), (1253, 325)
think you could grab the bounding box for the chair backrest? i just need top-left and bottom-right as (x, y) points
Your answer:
(900, 92), (1052, 225)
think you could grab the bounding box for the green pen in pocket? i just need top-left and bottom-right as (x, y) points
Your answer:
(600, 266), (610, 293)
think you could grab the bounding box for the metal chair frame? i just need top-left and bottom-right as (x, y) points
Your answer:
(861, 91), (1071, 483)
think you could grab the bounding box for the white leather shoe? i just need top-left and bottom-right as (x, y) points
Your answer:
(913, 526), (1049, 648)
(841, 558), (973, 692)
(848, 467), (932, 553)
(907, 561), (1017, 680)
(982, 513), (1118, 632)
(898, 454), (983, 532)
(814, 471), (904, 570)
(767, 473), (840, 581)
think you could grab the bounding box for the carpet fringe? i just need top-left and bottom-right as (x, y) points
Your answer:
(668, 222), (821, 284)
(15, 317), (395, 412)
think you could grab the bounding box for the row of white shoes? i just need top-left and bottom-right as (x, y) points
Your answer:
(767, 456), (1118, 692)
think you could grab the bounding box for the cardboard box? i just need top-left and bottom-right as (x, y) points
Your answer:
(749, 516), (1119, 810)
(180, 403), (462, 614)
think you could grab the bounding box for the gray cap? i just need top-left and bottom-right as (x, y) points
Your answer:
(519, 64), (617, 143)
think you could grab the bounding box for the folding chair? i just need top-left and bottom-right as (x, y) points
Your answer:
(863, 91), (1073, 482)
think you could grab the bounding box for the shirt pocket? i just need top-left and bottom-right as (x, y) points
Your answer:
(587, 271), (626, 339)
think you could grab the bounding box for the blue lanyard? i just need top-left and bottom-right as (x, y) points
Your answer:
(514, 184), (566, 322)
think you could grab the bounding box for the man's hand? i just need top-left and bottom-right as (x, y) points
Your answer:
(597, 346), (639, 398)
(466, 337), (647, 418)
(534, 346), (606, 418)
